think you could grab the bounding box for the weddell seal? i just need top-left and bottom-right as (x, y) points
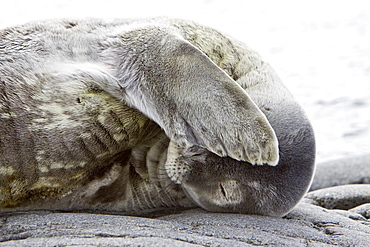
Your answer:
(0, 17), (315, 217)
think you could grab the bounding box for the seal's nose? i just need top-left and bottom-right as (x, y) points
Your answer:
(216, 180), (243, 206)
(181, 179), (244, 212)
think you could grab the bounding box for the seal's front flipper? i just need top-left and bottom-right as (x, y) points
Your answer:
(116, 28), (279, 165)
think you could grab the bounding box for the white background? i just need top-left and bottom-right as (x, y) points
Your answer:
(1, 0), (369, 163)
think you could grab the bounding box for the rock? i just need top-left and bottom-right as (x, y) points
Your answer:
(329, 209), (366, 221)
(305, 184), (370, 210)
(2, 155), (370, 246)
(349, 203), (370, 219)
(310, 154), (370, 191)
(0, 203), (369, 246)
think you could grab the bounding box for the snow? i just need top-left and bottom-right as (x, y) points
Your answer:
(1, 0), (369, 163)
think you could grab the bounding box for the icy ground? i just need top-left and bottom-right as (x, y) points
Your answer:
(1, 0), (369, 163)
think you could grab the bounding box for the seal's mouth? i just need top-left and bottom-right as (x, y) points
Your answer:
(164, 141), (190, 184)
(164, 141), (205, 184)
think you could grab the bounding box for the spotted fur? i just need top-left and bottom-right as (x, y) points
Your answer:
(0, 18), (315, 216)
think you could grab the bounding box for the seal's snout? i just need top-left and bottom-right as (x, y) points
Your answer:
(217, 180), (243, 205)
(180, 179), (244, 213)
(165, 144), (308, 217)
(184, 179), (244, 209)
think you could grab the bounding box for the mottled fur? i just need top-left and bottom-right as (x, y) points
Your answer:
(0, 18), (315, 216)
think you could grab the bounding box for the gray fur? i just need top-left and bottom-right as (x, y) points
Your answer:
(0, 18), (315, 216)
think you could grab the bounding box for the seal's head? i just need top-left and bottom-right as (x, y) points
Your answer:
(165, 118), (315, 217)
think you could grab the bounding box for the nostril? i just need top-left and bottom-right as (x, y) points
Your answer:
(219, 184), (227, 198)
(217, 180), (242, 205)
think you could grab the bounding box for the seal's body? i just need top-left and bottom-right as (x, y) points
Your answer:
(0, 18), (315, 216)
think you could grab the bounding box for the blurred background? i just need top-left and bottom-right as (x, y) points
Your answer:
(1, 0), (369, 163)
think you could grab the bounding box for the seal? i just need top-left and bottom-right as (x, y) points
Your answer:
(0, 17), (315, 216)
